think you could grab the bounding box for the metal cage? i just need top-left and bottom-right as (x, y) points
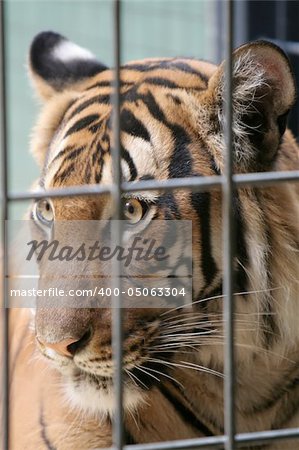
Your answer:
(1, 1), (299, 450)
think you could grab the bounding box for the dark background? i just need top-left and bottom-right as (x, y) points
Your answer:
(248, 0), (299, 138)
(217, 0), (299, 138)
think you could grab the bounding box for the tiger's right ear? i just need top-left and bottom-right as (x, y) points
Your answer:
(29, 31), (108, 100)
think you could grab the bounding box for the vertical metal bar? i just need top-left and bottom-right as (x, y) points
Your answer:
(216, 0), (224, 63)
(223, 1), (235, 450)
(234, 0), (248, 47)
(0, 1), (9, 449)
(112, 1), (123, 450)
(275, 0), (287, 41)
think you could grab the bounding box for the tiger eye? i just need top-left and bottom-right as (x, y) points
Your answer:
(124, 199), (144, 224)
(35, 199), (54, 225)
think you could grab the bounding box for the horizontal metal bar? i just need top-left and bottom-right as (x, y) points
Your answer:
(124, 435), (226, 450)
(235, 427), (299, 447)
(233, 170), (299, 187)
(7, 170), (299, 202)
(122, 175), (224, 192)
(96, 426), (299, 450)
(7, 184), (114, 201)
(124, 171), (299, 192)
(97, 435), (226, 450)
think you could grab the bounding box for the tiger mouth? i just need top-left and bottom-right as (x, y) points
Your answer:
(70, 366), (146, 393)
(39, 340), (169, 390)
(71, 353), (174, 392)
(73, 369), (113, 389)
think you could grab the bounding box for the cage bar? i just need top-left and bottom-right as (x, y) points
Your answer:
(0, 1), (9, 449)
(222, 1), (235, 449)
(97, 425), (299, 450)
(6, 170), (299, 203)
(111, 1), (124, 449)
(275, 0), (287, 40)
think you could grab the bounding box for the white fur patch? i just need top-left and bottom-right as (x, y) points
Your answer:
(52, 40), (95, 63)
(65, 378), (146, 418)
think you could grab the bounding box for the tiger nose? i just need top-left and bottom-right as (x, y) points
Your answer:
(37, 328), (93, 357)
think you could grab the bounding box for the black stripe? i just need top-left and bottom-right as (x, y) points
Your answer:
(241, 370), (299, 433)
(139, 174), (154, 181)
(121, 108), (150, 142)
(84, 161), (91, 183)
(86, 79), (135, 90)
(92, 148), (104, 184)
(88, 121), (103, 134)
(123, 60), (209, 85)
(87, 80), (111, 87)
(123, 62), (168, 72)
(68, 95), (110, 120)
(121, 146), (138, 181)
(247, 373), (299, 415)
(166, 93), (182, 105)
(191, 191), (218, 286)
(173, 381), (224, 435)
(144, 77), (179, 89)
(157, 192), (181, 220)
(232, 193), (249, 294)
(261, 292), (278, 348)
(208, 152), (221, 175)
(159, 383), (214, 437)
(139, 90), (167, 124)
(271, 379), (299, 429)
(168, 124), (192, 178)
(39, 403), (57, 450)
(137, 91), (193, 178)
(124, 428), (137, 445)
(65, 146), (85, 161)
(170, 61), (209, 83)
(54, 162), (75, 182)
(46, 145), (75, 169)
(64, 114), (99, 137)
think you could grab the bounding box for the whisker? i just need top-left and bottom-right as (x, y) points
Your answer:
(134, 365), (160, 383)
(125, 368), (139, 388)
(147, 347), (196, 354)
(161, 311), (277, 327)
(160, 322), (215, 331)
(148, 357), (223, 379)
(140, 364), (185, 389)
(126, 368), (149, 390)
(159, 331), (216, 339)
(150, 340), (296, 364)
(160, 286), (284, 317)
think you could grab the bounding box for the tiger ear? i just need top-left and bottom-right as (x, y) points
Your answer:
(208, 41), (296, 171)
(29, 31), (108, 100)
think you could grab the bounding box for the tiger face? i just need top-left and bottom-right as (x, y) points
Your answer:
(28, 31), (299, 438)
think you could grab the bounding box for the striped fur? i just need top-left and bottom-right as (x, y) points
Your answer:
(9, 32), (299, 449)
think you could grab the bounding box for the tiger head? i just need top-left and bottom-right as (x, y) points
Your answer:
(28, 32), (299, 422)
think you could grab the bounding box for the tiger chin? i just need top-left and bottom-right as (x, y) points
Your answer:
(9, 31), (299, 450)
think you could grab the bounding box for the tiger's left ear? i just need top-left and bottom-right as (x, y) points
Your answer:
(29, 31), (108, 100)
(207, 41), (296, 171)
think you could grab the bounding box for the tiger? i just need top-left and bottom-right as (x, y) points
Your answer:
(9, 31), (299, 450)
